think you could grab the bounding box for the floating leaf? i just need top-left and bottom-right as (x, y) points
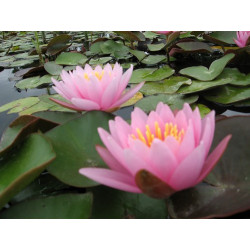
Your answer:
(0, 97), (40, 114)
(55, 52), (88, 65)
(90, 186), (167, 219)
(168, 116), (250, 218)
(129, 49), (147, 61)
(115, 31), (141, 42)
(45, 111), (114, 187)
(141, 55), (166, 65)
(177, 77), (231, 94)
(10, 59), (34, 67)
(176, 41), (213, 53)
(143, 31), (159, 39)
(120, 92), (143, 107)
(0, 193), (93, 219)
(100, 40), (129, 55)
(46, 34), (72, 55)
(142, 65), (175, 81)
(203, 31), (237, 45)
(218, 68), (250, 86)
(179, 53), (235, 81)
(135, 93), (199, 113)
(0, 134), (56, 209)
(15, 76), (40, 89)
(147, 43), (166, 52)
(203, 85), (250, 104)
(138, 76), (191, 95)
(89, 57), (112, 65)
(129, 68), (156, 84)
(90, 41), (104, 54)
(44, 61), (63, 75)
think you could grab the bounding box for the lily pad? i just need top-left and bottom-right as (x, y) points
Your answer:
(135, 93), (199, 113)
(138, 76), (192, 95)
(0, 133), (56, 209)
(177, 77), (231, 94)
(45, 111), (114, 187)
(90, 41), (104, 54)
(46, 34), (72, 56)
(218, 68), (250, 86)
(120, 92), (143, 108)
(129, 49), (147, 61)
(147, 43), (166, 52)
(203, 85), (250, 104)
(0, 97), (40, 114)
(203, 31), (237, 45)
(0, 115), (58, 156)
(10, 59), (34, 68)
(168, 116), (250, 218)
(129, 68), (157, 84)
(0, 193), (93, 219)
(179, 53), (235, 81)
(90, 185), (167, 219)
(141, 55), (166, 65)
(55, 52), (88, 65)
(142, 65), (175, 81)
(89, 57), (112, 65)
(143, 31), (159, 39)
(44, 61), (63, 75)
(15, 76), (40, 89)
(176, 41), (213, 53)
(100, 40), (129, 55)
(115, 31), (141, 42)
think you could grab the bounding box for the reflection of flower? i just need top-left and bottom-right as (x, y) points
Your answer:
(79, 103), (231, 196)
(234, 31), (250, 47)
(51, 63), (144, 112)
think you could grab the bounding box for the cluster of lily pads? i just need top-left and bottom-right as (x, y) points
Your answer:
(0, 31), (250, 219)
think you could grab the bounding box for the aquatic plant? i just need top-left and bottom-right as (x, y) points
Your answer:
(79, 102), (231, 197)
(234, 31), (250, 47)
(50, 63), (144, 112)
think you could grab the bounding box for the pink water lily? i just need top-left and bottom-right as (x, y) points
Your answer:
(51, 63), (144, 112)
(234, 31), (250, 47)
(79, 103), (231, 197)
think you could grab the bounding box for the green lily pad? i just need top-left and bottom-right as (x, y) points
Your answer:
(90, 41), (104, 54)
(143, 31), (159, 39)
(90, 186), (167, 219)
(129, 66), (174, 84)
(129, 49), (147, 61)
(89, 57), (112, 65)
(141, 55), (166, 65)
(45, 111), (114, 187)
(100, 40), (129, 55)
(115, 31), (141, 42)
(138, 76), (191, 95)
(15, 76), (40, 89)
(0, 97), (40, 114)
(46, 34), (72, 55)
(147, 43), (166, 52)
(129, 68), (157, 84)
(10, 59), (34, 67)
(135, 93), (199, 113)
(63, 65), (76, 71)
(55, 52), (88, 65)
(44, 61), (63, 75)
(203, 85), (250, 104)
(177, 77), (231, 94)
(204, 31), (237, 45)
(168, 116), (250, 218)
(0, 55), (15, 62)
(218, 68), (250, 86)
(179, 53), (235, 81)
(0, 133), (56, 209)
(176, 41), (213, 53)
(0, 193), (93, 219)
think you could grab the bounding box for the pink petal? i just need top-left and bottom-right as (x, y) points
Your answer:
(174, 110), (188, 131)
(79, 168), (141, 193)
(96, 145), (129, 174)
(156, 102), (175, 124)
(131, 107), (148, 133)
(196, 135), (232, 184)
(169, 142), (206, 190)
(50, 98), (82, 111)
(149, 139), (178, 182)
(108, 81), (144, 109)
(71, 98), (100, 110)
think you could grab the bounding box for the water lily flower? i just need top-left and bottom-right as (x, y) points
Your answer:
(50, 63), (144, 112)
(79, 103), (231, 197)
(234, 31), (250, 47)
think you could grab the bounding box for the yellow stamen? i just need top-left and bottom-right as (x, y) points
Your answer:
(84, 73), (89, 80)
(94, 70), (104, 80)
(131, 121), (185, 147)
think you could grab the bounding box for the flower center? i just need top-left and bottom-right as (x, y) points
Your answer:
(84, 70), (105, 81)
(131, 121), (185, 147)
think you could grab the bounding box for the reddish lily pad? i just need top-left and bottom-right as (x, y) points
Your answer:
(168, 116), (250, 218)
(46, 34), (72, 55)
